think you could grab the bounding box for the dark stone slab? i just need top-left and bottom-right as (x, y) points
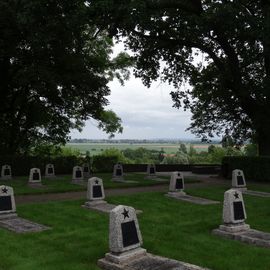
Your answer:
(122, 221), (139, 247)
(116, 169), (122, 176)
(48, 168), (54, 174)
(33, 172), (40, 181)
(233, 201), (245, 221)
(93, 185), (102, 198)
(4, 169), (10, 176)
(75, 170), (82, 178)
(237, 175), (244, 185)
(175, 179), (183, 190)
(0, 196), (12, 211)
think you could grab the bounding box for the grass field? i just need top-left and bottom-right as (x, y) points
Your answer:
(66, 142), (213, 155)
(0, 187), (270, 270)
(0, 173), (200, 195)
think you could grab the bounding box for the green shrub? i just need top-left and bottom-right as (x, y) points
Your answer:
(0, 155), (80, 176)
(92, 155), (119, 172)
(222, 156), (270, 182)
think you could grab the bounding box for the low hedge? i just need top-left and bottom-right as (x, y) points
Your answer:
(222, 156), (270, 182)
(0, 155), (81, 176)
(92, 155), (119, 173)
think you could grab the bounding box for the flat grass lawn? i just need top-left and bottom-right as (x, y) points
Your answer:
(0, 188), (270, 270)
(0, 173), (200, 195)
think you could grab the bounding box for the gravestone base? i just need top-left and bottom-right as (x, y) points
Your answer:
(28, 182), (44, 188)
(233, 187), (247, 192)
(0, 213), (18, 220)
(165, 193), (219, 205)
(217, 222), (250, 233)
(111, 178), (138, 183)
(213, 226), (270, 248)
(83, 201), (142, 214)
(71, 180), (86, 186)
(98, 249), (210, 270)
(0, 216), (50, 233)
(243, 190), (270, 198)
(44, 175), (56, 179)
(145, 176), (166, 181)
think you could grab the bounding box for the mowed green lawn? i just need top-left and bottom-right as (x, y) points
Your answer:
(0, 188), (270, 270)
(0, 173), (196, 195)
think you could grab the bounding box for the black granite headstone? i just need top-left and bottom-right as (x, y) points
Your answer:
(4, 169), (10, 176)
(84, 166), (89, 173)
(237, 175), (244, 185)
(0, 196), (12, 211)
(33, 172), (40, 181)
(75, 170), (82, 178)
(93, 185), (102, 198)
(150, 167), (155, 174)
(233, 201), (245, 220)
(175, 178), (183, 190)
(116, 168), (122, 176)
(121, 220), (139, 247)
(48, 167), (53, 174)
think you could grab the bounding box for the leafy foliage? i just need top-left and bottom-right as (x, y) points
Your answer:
(90, 0), (270, 155)
(0, 0), (131, 155)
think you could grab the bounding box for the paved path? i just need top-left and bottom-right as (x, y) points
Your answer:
(16, 175), (228, 205)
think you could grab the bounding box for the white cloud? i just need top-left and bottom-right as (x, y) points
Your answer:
(70, 73), (196, 140)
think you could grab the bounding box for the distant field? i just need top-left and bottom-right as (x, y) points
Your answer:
(66, 142), (216, 155)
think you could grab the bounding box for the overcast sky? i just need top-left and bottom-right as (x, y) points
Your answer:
(70, 76), (198, 140)
(70, 43), (198, 140)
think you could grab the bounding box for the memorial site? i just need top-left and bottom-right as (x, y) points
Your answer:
(1, 1), (270, 269)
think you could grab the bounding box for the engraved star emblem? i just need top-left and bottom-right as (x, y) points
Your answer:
(95, 179), (99, 184)
(2, 187), (8, 193)
(122, 208), (129, 219)
(234, 192), (239, 199)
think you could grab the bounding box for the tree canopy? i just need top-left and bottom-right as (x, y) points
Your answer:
(91, 0), (270, 155)
(0, 0), (131, 155)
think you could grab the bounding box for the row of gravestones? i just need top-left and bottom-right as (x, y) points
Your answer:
(0, 164), (91, 181)
(112, 163), (156, 179)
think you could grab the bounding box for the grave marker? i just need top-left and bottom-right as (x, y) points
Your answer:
(232, 169), (247, 191)
(87, 177), (105, 201)
(112, 163), (124, 181)
(72, 166), (84, 182)
(169, 171), (186, 194)
(1, 165), (12, 180)
(83, 164), (91, 178)
(45, 164), (55, 178)
(98, 205), (211, 270)
(0, 185), (16, 215)
(223, 189), (247, 225)
(147, 164), (156, 177)
(29, 168), (42, 184)
(109, 205), (143, 253)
